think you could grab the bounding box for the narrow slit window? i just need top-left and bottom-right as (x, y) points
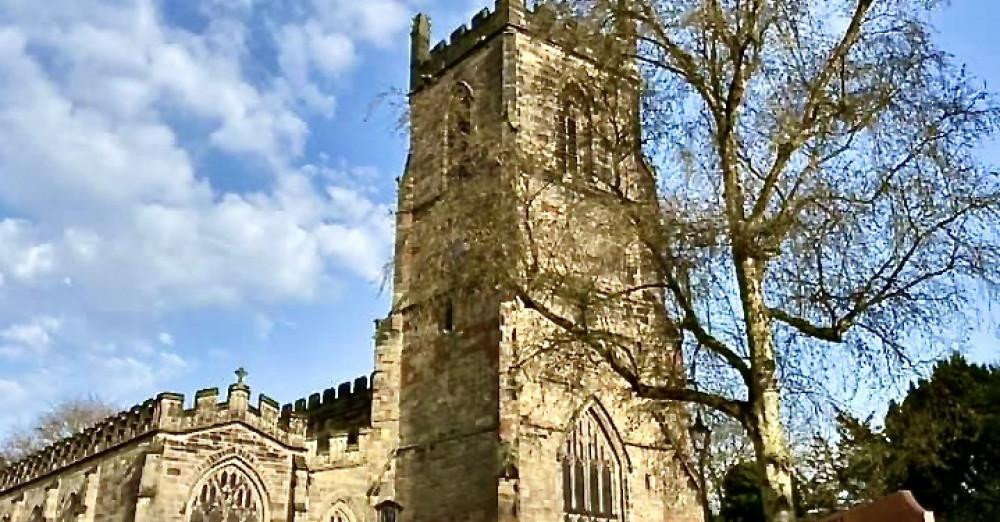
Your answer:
(442, 300), (454, 333)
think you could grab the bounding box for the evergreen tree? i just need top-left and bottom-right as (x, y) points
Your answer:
(882, 355), (1000, 520)
(720, 461), (766, 522)
(720, 356), (1000, 521)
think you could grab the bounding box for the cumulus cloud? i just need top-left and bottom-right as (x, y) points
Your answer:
(0, 220), (57, 284)
(0, 0), (395, 303)
(0, 317), (62, 359)
(310, 0), (412, 48)
(0, 0), (402, 418)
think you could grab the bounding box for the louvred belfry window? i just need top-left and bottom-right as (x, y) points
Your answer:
(188, 465), (263, 522)
(557, 85), (595, 182)
(447, 83), (474, 179)
(561, 406), (624, 521)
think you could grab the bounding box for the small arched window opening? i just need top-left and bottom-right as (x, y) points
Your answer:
(375, 500), (402, 522)
(557, 85), (595, 183)
(188, 463), (265, 522)
(446, 82), (474, 180)
(561, 404), (625, 520)
(28, 506), (43, 522)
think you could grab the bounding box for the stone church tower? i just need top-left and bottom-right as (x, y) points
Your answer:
(372, 1), (703, 521)
(0, 2), (701, 521)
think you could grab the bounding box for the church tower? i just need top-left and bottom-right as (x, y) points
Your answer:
(369, 2), (703, 521)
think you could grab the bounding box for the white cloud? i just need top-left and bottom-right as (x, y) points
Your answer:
(0, 1), (394, 311)
(310, 0), (411, 48)
(0, 220), (56, 283)
(0, 0), (401, 420)
(158, 351), (188, 371)
(91, 356), (158, 395)
(0, 316), (61, 358)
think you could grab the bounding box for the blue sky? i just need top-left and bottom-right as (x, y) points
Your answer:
(0, 0), (996, 434)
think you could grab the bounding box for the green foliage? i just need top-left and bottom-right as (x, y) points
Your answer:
(833, 414), (891, 505)
(720, 461), (765, 522)
(796, 355), (1000, 521)
(720, 355), (1000, 522)
(718, 460), (826, 521)
(881, 354), (1000, 521)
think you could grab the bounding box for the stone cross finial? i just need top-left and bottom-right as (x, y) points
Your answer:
(235, 367), (248, 385)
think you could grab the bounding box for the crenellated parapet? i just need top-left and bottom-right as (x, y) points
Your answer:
(410, 0), (618, 90)
(282, 376), (372, 438)
(0, 398), (159, 492)
(410, 0), (527, 89)
(155, 382), (308, 447)
(0, 381), (306, 494)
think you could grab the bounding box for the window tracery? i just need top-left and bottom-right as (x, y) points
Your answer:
(561, 405), (624, 521)
(188, 464), (264, 522)
(326, 502), (355, 522)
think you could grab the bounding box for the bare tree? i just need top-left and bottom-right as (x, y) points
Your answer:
(1, 397), (118, 465)
(404, 1), (999, 521)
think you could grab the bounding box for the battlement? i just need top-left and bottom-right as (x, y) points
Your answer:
(156, 382), (308, 445)
(282, 376), (370, 415)
(411, 0), (600, 89)
(0, 381), (307, 493)
(282, 376), (372, 437)
(0, 398), (157, 492)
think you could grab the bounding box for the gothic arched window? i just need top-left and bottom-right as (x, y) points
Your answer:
(561, 405), (624, 520)
(446, 82), (474, 179)
(557, 85), (594, 182)
(188, 463), (265, 522)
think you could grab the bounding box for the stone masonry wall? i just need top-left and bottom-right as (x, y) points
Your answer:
(500, 17), (704, 522)
(137, 425), (299, 522)
(0, 439), (148, 522)
(393, 29), (506, 520)
(0, 381), (322, 522)
(391, 1), (704, 520)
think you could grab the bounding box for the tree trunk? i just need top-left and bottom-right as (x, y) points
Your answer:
(737, 255), (797, 522)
